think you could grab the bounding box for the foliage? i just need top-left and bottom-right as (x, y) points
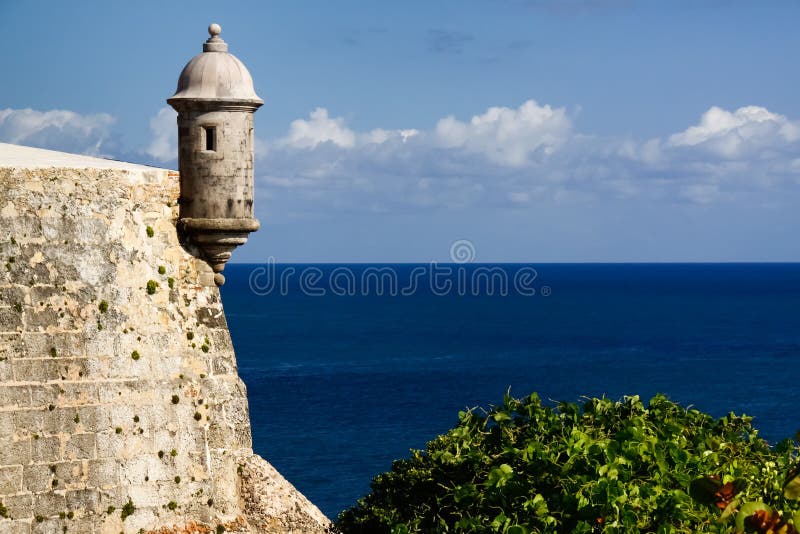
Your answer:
(121, 498), (135, 521)
(146, 280), (158, 295)
(336, 393), (800, 533)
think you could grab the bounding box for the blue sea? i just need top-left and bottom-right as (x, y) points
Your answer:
(220, 263), (800, 519)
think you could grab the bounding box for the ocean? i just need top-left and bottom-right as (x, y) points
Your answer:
(220, 263), (800, 519)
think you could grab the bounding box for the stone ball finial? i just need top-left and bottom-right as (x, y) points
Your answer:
(201, 22), (228, 53)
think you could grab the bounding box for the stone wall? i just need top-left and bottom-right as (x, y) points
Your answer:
(0, 146), (329, 533)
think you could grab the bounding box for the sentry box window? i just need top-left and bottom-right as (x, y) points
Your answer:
(204, 126), (217, 151)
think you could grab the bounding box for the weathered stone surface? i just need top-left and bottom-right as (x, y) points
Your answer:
(237, 454), (331, 534)
(0, 147), (330, 533)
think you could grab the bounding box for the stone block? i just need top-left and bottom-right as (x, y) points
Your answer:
(64, 358), (90, 381)
(0, 411), (14, 435)
(42, 408), (78, 435)
(0, 519), (30, 534)
(2, 493), (33, 520)
(0, 438), (31, 466)
(23, 463), (53, 493)
(53, 460), (85, 486)
(14, 409), (44, 436)
(0, 465), (23, 493)
(0, 286), (27, 306)
(31, 435), (61, 463)
(0, 333), (23, 360)
(57, 383), (98, 406)
(76, 404), (110, 433)
(0, 307), (22, 332)
(23, 307), (59, 331)
(29, 384), (58, 409)
(94, 431), (118, 460)
(12, 359), (60, 382)
(32, 491), (66, 517)
(86, 459), (118, 489)
(31, 519), (65, 534)
(28, 285), (56, 307)
(65, 488), (102, 514)
(0, 385), (30, 408)
(64, 433), (96, 461)
(0, 359), (11, 381)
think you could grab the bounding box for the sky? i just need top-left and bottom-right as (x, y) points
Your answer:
(2, 0), (800, 262)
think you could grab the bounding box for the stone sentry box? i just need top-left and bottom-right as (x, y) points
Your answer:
(169, 23), (262, 287)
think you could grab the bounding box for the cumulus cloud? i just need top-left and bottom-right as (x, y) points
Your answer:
(257, 101), (800, 212)
(433, 100), (572, 166)
(0, 108), (115, 156)
(7, 101), (798, 214)
(278, 107), (419, 150)
(146, 106), (178, 162)
(280, 108), (357, 149)
(668, 105), (800, 158)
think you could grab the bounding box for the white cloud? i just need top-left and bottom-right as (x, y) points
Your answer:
(258, 101), (800, 212)
(279, 108), (357, 149)
(146, 106), (178, 162)
(668, 105), (800, 158)
(7, 101), (799, 215)
(0, 108), (115, 156)
(278, 107), (419, 149)
(433, 100), (572, 166)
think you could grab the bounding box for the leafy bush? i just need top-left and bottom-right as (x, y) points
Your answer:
(336, 393), (800, 533)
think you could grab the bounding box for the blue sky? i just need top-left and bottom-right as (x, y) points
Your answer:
(2, 0), (800, 262)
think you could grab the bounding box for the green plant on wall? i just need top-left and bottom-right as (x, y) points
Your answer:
(121, 499), (135, 521)
(337, 393), (800, 534)
(146, 280), (158, 295)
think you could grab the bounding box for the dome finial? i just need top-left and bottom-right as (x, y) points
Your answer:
(203, 23), (228, 53)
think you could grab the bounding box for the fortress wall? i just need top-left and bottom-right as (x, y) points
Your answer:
(0, 152), (328, 533)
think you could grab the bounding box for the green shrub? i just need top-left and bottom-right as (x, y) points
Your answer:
(121, 498), (135, 521)
(336, 393), (800, 533)
(146, 280), (158, 295)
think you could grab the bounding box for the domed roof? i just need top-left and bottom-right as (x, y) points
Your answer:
(168, 24), (263, 108)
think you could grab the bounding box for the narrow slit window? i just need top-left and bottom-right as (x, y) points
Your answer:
(204, 127), (216, 151)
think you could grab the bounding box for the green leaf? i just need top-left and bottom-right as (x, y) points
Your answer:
(493, 411), (512, 423)
(453, 483), (477, 504)
(491, 512), (508, 530)
(486, 464), (514, 488)
(785, 466), (800, 500)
